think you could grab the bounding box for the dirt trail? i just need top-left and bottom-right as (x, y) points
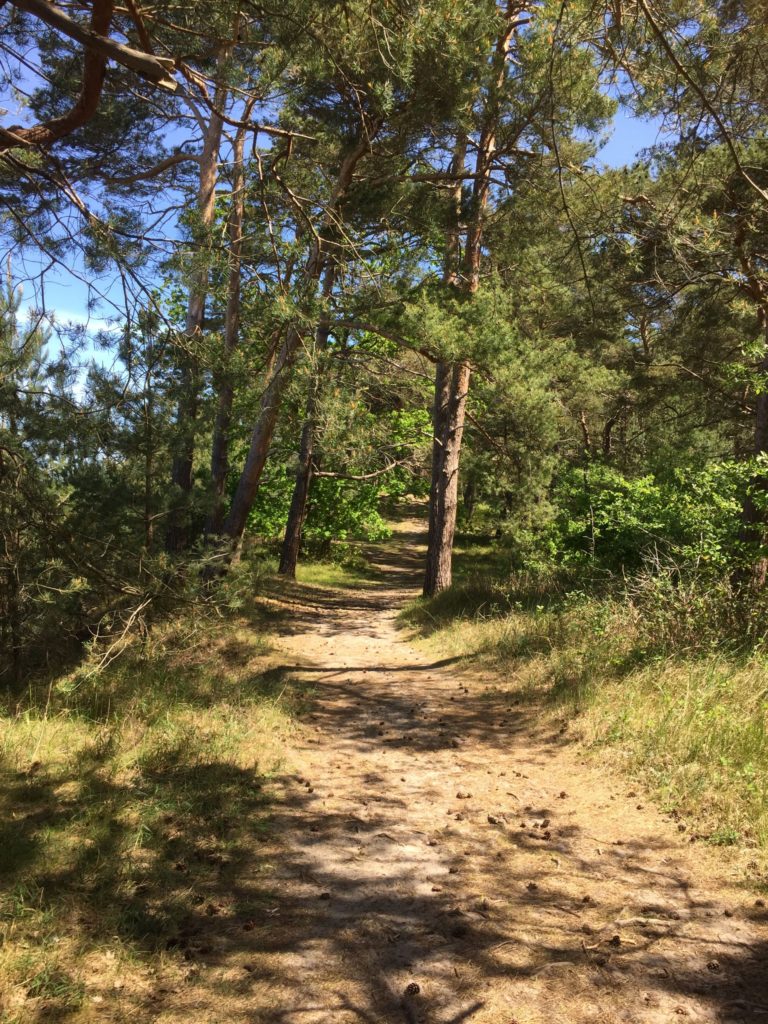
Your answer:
(167, 519), (768, 1024)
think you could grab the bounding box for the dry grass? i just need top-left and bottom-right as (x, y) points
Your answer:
(0, 603), (303, 1023)
(402, 570), (768, 869)
(578, 657), (768, 850)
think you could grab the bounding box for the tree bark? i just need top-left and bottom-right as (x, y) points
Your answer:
(426, 358), (453, 559)
(739, 335), (768, 588)
(165, 68), (228, 552)
(221, 322), (306, 553)
(463, 477), (477, 521)
(220, 128), (377, 553)
(205, 118), (249, 537)
(602, 402), (624, 460)
(0, 445), (22, 685)
(423, 5), (517, 596)
(143, 337), (155, 549)
(278, 267), (335, 577)
(734, 234), (768, 588)
(1, 0), (114, 154)
(4, 0), (177, 101)
(423, 129), (466, 597)
(424, 360), (471, 594)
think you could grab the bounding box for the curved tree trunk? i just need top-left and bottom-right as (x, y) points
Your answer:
(205, 116), (249, 538)
(165, 60), (229, 553)
(278, 268), (335, 577)
(220, 128), (378, 555)
(221, 323), (306, 555)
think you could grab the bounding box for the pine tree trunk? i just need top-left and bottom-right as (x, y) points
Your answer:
(165, 71), (228, 552)
(423, 131), (466, 597)
(165, 310), (202, 553)
(422, 7), (517, 595)
(424, 360), (452, 594)
(463, 477), (476, 521)
(206, 120), (248, 537)
(424, 361), (471, 595)
(143, 362), (154, 549)
(739, 338), (768, 587)
(219, 129), (377, 554)
(221, 323), (306, 553)
(278, 270), (335, 577)
(7, 556), (21, 686)
(1, 410), (22, 685)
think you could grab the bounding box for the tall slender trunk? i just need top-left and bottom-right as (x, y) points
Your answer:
(424, 360), (471, 594)
(278, 267), (336, 577)
(739, 327), (768, 587)
(4, 553), (21, 686)
(221, 322), (308, 553)
(143, 338), (155, 549)
(733, 232), (768, 588)
(424, 135), (465, 596)
(423, 5), (518, 597)
(221, 128), (377, 553)
(165, 66), (229, 552)
(425, 359), (452, 567)
(206, 118), (249, 537)
(1, 409), (22, 685)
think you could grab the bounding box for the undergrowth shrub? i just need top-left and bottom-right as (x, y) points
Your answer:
(551, 460), (749, 571)
(444, 458), (768, 661)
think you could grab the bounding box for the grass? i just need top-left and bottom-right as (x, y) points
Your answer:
(401, 539), (768, 875)
(578, 657), (768, 849)
(296, 559), (372, 589)
(0, 593), (304, 1023)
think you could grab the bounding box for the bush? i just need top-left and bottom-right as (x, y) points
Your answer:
(552, 460), (749, 571)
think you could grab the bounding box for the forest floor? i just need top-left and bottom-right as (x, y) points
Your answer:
(6, 516), (768, 1024)
(147, 515), (768, 1024)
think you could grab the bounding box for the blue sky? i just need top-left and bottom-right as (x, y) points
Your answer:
(15, 108), (664, 333)
(598, 106), (664, 168)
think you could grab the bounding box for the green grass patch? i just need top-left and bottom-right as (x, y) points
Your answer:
(296, 559), (371, 589)
(293, 538), (377, 589)
(578, 656), (768, 850)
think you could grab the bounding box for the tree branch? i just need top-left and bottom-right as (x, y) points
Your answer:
(2, 0), (117, 151)
(99, 151), (202, 184)
(6, 0), (178, 89)
(313, 456), (412, 480)
(333, 318), (439, 363)
(636, 0), (768, 205)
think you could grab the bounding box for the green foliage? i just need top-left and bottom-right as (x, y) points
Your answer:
(246, 462), (295, 539)
(307, 478), (390, 544)
(4, 0), (768, 700)
(0, 290), (187, 685)
(552, 460), (749, 570)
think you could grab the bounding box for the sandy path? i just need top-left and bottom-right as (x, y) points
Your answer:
(157, 519), (768, 1024)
